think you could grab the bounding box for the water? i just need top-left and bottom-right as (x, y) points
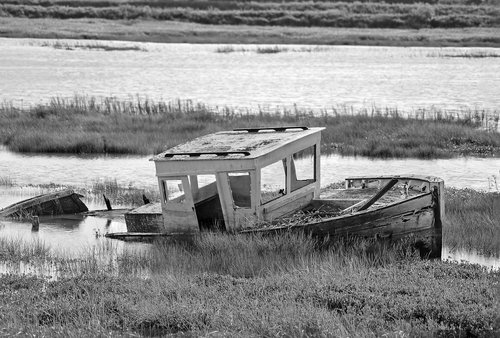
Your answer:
(0, 148), (498, 192)
(1, 38), (499, 115)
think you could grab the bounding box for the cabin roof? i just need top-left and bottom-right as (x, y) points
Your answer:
(152, 127), (324, 162)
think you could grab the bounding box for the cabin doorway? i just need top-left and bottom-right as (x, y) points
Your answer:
(190, 174), (226, 231)
(160, 177), (199, 233)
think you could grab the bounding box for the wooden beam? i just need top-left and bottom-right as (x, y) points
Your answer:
(357, 178), (399, 212)
(216, 172), (236, 231)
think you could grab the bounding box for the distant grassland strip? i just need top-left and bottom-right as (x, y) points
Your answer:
(1, 0), (499, 29)
(1, 96), (499, 158)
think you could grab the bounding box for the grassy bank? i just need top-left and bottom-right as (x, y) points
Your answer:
(1, 96), (499, 158)
(0, 234), (498, 336)
(2, 17), (500, 47)
(1, 0), (499, 30)
(1, 0), (500, 46)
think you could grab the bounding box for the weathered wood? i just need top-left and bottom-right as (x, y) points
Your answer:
(216, 172), (236, 231)
(159, 176), (199, 233)
(0, 190), (88, 218)
(339, 198), (368, 215)
(357, 178), (399, 211)
(103, 194), (112, 211)
(31, 216), (39, 231)
(104, 232), (173, 241)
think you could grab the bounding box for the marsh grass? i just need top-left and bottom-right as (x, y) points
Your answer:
(0, 187), (498, 335)
(440, 51), (500, 58)
(0, 233), (497, 336)
(444, 188), (500, 256)
(0, 237), (52, 262)
(40, 40), (145, 51)
(216, 45), (329, 54)
(0, 176), (15, 186)
(256, 45), (286, 53)
(1, 0), (498, 30)
(87, 178), (160, 207)
(1, 96), (499, 158)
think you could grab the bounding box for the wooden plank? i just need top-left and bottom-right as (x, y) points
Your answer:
(357, 178), (399, 211)
(0, 190), (88, 217)
(161, 176), (199, 234)
(216, 172), (236, 231)
(304, 193), (433, 236)
(309, 198), (364, 210)
(262, 187), (315, 221)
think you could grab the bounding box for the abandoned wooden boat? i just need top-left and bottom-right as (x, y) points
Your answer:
(0, 189), (89, 218)
(117, 127), (443, 256)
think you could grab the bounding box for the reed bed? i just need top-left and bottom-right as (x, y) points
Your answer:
(40, 40), (145, 51)
(444, 188), (500, 256)
(1, 96), (498, 158)
(1, 0), (498, 30)
(0, 176), (15, 186)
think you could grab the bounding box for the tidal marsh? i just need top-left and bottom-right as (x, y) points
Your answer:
(0, 233), (498, 337)
(0, 183), (499, 336)
(1, 96), (499, 159)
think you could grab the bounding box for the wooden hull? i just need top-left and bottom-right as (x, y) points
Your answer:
(0, 190), (88, 218)
(243, 192), (442, 258)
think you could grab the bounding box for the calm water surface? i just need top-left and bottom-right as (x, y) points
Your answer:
(1, 38), (499, 114)
(0, 148), (498, 192)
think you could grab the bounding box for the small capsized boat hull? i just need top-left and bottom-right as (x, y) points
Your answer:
(0, 189), (88, 218)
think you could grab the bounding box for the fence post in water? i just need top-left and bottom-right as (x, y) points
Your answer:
(31, 216), (39, 232)
(103, 194), (112, 211)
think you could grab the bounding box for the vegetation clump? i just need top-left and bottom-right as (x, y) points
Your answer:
(1, 96), (499, 159)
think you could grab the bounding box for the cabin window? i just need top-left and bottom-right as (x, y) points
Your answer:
(161, 179), (186, 204)
(228, 172), (251, 208)
(261, 159), (286, 204)
(291, 145), (316, 192)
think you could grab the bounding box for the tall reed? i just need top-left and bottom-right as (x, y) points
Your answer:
(1, 96), (498, 158)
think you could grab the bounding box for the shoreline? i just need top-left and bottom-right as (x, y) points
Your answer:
(1, 18), (500, 48)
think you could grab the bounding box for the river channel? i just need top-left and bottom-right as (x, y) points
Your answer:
(1, 38), (500, 115)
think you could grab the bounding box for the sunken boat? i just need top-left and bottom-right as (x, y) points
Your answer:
(0, 189), (88, 218)
(117, 127), (444, 256)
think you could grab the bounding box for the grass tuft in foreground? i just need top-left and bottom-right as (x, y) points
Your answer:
(0, 234), (497, 337)
(1, 96), (499, 158)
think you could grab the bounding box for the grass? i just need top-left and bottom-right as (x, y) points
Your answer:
(0, 176), (15, 186)
(0, 184), (499, 336)
(40, 40), (145, 51)
(428, 50), (500, 58)
(2, 17), (500, 47)
(1, 96), (499, 159)
(215, 45), (327, 53)
(445, 188), (500, 256)
(1, 0), (499, 30)
(0, 233), (498, 336)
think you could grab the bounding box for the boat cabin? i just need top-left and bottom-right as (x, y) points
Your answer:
(152, 127), (323, 233)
